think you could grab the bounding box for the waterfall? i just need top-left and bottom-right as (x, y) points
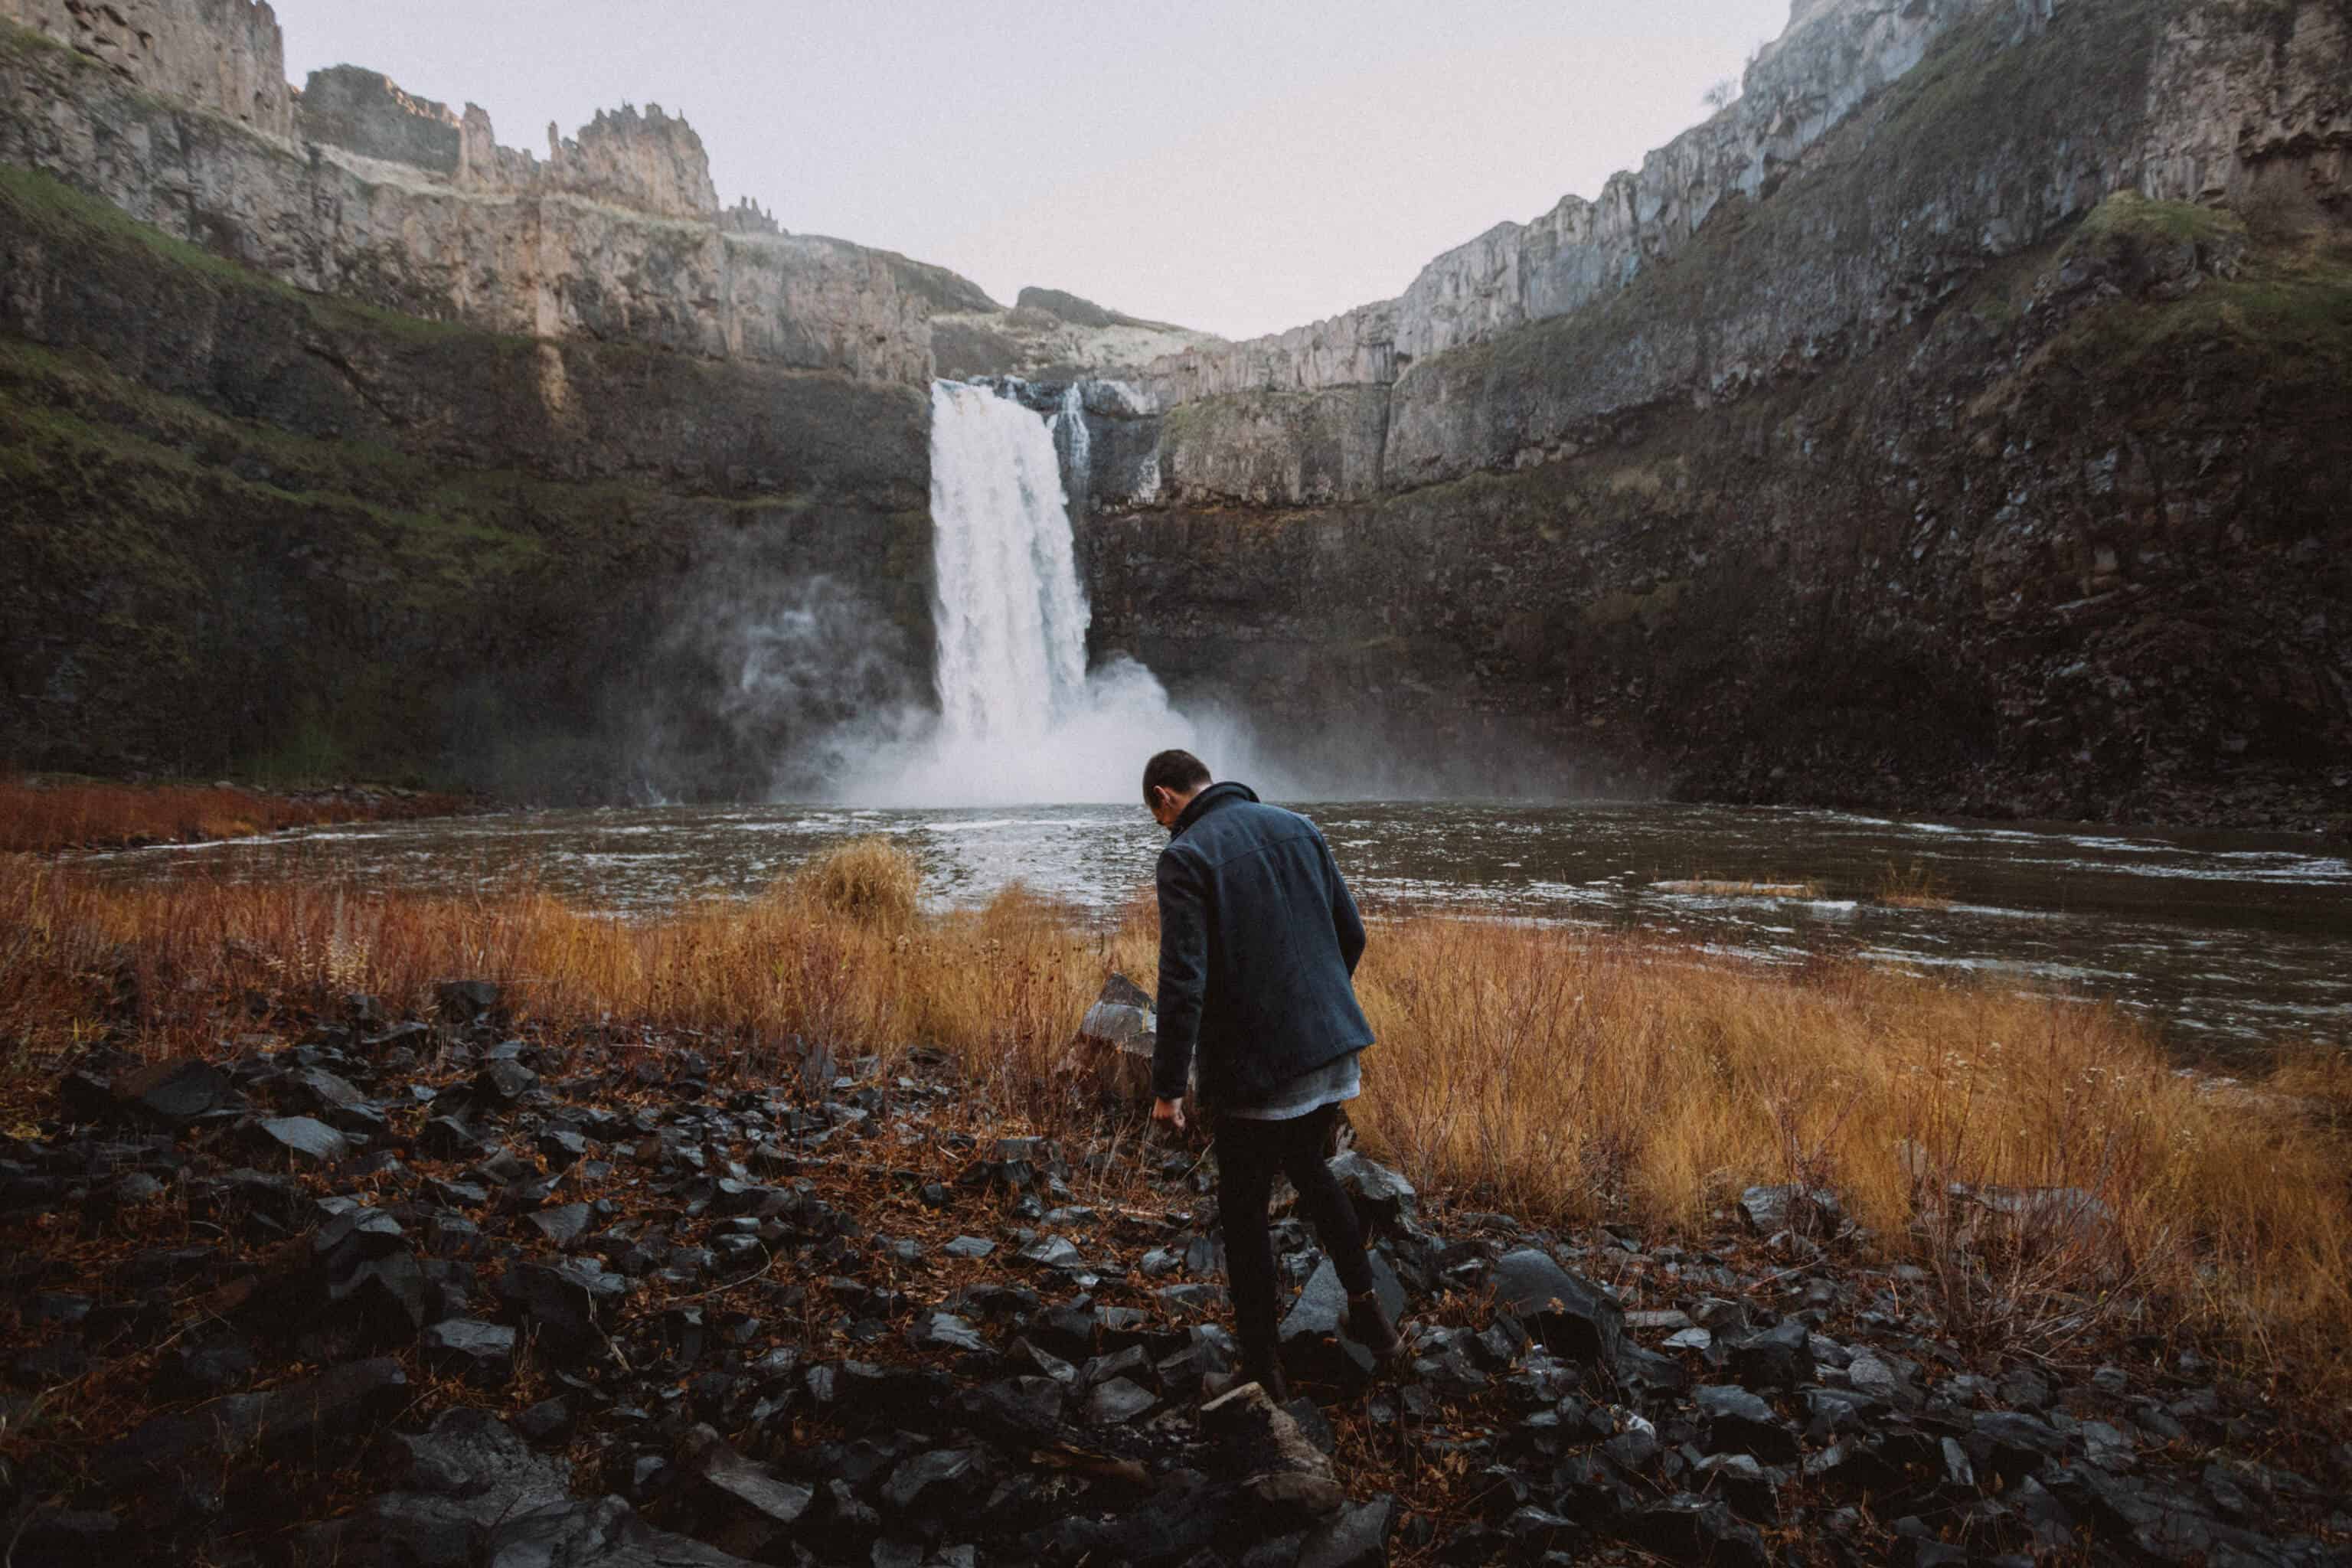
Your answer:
(843, 379), (1207, 805)
(928, 381), (1090, 746)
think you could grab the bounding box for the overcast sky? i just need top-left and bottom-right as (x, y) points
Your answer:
(274, 1), (1792, 341)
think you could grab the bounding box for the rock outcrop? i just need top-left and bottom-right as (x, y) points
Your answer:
(933, 285), (1223, 382)
(0, 0), (292, 136)
(0, 11), (959, 384)
(1139, 0), (2040, 411)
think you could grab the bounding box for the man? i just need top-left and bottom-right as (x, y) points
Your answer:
(1144, 748), (1403, 1403)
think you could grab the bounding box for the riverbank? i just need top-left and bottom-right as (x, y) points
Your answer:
(0, 773), (480, 854)
(2, 844), (2347, 1563)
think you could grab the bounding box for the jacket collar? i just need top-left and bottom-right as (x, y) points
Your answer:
(1171, 779), (1259, 838)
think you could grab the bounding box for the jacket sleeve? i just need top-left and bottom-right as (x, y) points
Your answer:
(1152, 849), (1209, 1102)
(1318, 828), (1367, 976)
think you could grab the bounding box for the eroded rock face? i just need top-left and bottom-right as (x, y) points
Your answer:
(545, 103), (720, 220)
(0, 0), (293, 137)
(1134, 0), (2350, 498)
(0, 16), (946, 384)
(1140, 0), (2027, 411)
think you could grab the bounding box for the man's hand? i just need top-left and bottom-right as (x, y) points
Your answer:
(1152, 1096), (1188, 1134)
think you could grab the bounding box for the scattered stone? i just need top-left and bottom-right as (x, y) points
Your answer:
(1295, 1493), (1399, 1568)
(1327, 1151), (1416, 1236)
(1740, 1184), (1842, 1236)
(1083, 1377), (1159, 1425)
(422, 1318), (517, 1383)
(257, 1115), (350, 1162)
(942, 1236), (996, 1260)
(1727, 1318), (1815, 1390)
(436, 979), (501, 1024)
(685, 1423), (815, 1536)
(1491, 1248), (1624, 1370)
(909, 1312), (988, 1354)
(110, 1057), (236, 1129)
(1201, 1379), (1345, 1519)
(1696, 1384), (1800, 1461)
(500, 1258), (629, 1357)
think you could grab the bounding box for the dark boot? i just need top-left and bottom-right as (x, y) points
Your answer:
(1241, 1352), (1289, 1406)
(1348, 1289), (1405, 1366)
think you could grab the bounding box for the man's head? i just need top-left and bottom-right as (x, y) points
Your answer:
(1143, 749), (1212, 830)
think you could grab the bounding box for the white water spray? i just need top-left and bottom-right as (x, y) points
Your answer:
(841, 380), (1215, 806)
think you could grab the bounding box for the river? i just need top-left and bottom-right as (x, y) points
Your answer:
(77, 800), (2350, 1058)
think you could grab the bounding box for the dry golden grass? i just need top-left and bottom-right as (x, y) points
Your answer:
(1655, 877), (1826, 899)
(2, 845), (2345, 1402)
(0, 773), (468, 853)
(1877, 858), (1957, 910)
(778, 835), (924, 929)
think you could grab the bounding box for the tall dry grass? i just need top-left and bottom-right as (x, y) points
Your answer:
(1, 843), (2344, 1396)
(0, 774), (467, 852)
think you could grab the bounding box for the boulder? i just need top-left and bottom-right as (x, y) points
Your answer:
(500, 1259), (630, 1358)
(1326, 1152), (1416, 1237)
(1490, 1249), (1624, 1371)
(880, 1446), (989, 1514)
(109, 1057), (236, 1129)
(368, 1407), (573, 1566)
(684, 1423), (815, 1547)
(258, 1115), (351, 1163)
(1296, 1494), (1398, 1568)
(1200, 1380), (1345, 1520)
(1083, 1377), (1159, 1425)
(1738, 1184), (1842, 1236)
(1628, 1494), (1769, 1566)
(436, 979), (501, 1024)
(1726, 1318), (1815, 1390)
(423, 1319), (518, 1383)
(1279, 1253), (1407, 1384)
(484, 1494), (763, 1566)
(1695, 1384), (1800, 1462)
(1076, 973), (1159, 1102)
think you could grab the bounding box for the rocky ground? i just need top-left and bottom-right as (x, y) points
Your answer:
(3, 988), (2348, 1567)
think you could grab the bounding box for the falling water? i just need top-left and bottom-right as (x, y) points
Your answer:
(842, 380), (1214, 805)
(928, 381), (1090, 743)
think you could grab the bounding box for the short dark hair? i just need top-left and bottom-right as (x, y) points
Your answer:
(1142, 748), (1211, 805)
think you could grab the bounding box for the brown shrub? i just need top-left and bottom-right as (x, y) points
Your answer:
(780, 836), (923, 929)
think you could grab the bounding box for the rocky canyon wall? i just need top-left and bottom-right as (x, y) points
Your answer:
(0, 10), (977, 384)
(0, 0), (291, 136)
(1077, 0), (2352, 828)
(0, 9), (946, 795)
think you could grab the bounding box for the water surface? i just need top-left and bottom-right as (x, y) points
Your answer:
(79, 802), (2350, 1056)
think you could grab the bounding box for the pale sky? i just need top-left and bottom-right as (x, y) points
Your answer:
(273, 1), (1792, 340)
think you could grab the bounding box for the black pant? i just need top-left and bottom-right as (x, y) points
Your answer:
(1216, 1103), (1374, 1376)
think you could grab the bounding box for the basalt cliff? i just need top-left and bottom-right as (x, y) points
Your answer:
(1, 0), (2347, 822)
(1067, 0), (2352, 825)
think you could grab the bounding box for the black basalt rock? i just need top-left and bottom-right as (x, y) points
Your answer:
(1490, 1249), (1625, 1373)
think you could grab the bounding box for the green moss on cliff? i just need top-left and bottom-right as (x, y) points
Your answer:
(0, 165), (518, 348)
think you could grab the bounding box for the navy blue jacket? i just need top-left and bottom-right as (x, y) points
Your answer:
(1152, 782), (1374, 1105)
